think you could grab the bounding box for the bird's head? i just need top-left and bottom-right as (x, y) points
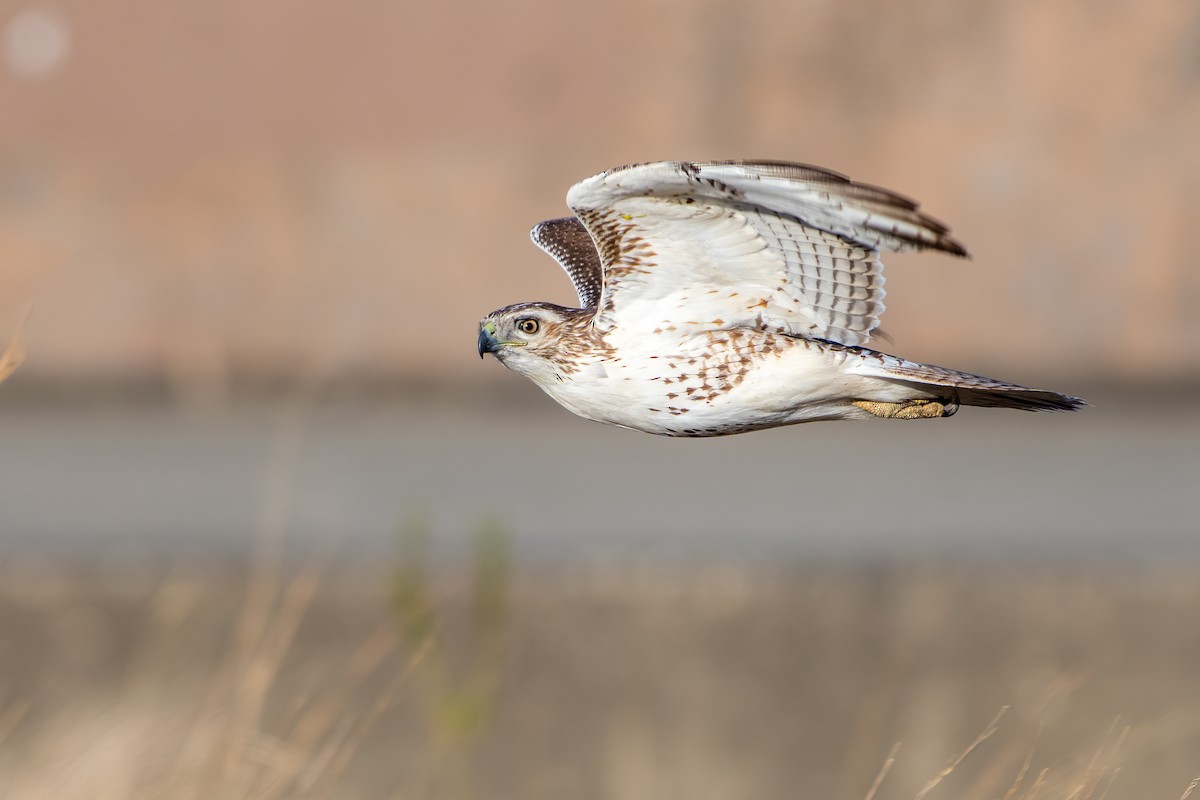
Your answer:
(477, 302), (591, 384)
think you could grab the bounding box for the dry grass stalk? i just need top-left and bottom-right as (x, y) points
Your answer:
(1096, 767), (1124, 800)
(0, 700), (30, 750)
(1001, 726), (1041, 800)
(325, 635), (436, 781)
(1180, 777), (1200, 800)
(1025, 767), (1051, 800)
(913, 705), (1009, 800)
(1066, 719), (1128, 800)
(225, 394), (314, 776)
(863, 742), (901, 800)
(286, 622), (399, 765)
(0, 306), (30, 385)
(170, 364), (411, 800)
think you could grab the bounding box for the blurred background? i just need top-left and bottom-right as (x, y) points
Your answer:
(1, 1), (1198, 798)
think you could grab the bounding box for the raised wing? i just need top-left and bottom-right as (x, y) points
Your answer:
(530, 217), (603, 310)
(566, 160), (967, 346)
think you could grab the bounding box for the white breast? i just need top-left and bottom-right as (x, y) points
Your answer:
(533, 330), (877, 436)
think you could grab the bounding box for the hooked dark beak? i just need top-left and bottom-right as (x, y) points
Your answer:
(477, 323), (499, 358)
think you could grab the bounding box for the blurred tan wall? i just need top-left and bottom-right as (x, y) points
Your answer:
(2, 0), (1198, 396)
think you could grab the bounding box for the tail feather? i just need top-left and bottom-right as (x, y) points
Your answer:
(848, 349), (1087, 413)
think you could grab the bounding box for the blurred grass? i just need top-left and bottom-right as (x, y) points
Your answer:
(391, 513), (510, 797)
(0, 307), (28, 386)
(0, 560), (1197, 799)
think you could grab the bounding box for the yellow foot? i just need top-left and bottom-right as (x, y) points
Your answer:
(852, 398), (958, 419)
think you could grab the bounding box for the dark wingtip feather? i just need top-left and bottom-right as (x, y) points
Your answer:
(939, 236), (971, 259)
(1063, 394), (1089, 411)
(957, 387), (1089, 413)
(1054, 394), (1089, 412)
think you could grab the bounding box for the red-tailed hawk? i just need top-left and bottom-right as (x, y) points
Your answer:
(478, 160), (1084, 437)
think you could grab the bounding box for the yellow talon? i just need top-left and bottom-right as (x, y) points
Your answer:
(852, 398), (955, 419)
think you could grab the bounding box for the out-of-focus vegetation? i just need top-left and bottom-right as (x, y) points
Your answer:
(0, 308), (27, 385)
(0, 558), (1197, 799)
(391, 513), (510, 796)
(0, 518), (511, 799)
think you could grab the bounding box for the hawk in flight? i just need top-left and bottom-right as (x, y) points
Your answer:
(478, 160), (1084, 437)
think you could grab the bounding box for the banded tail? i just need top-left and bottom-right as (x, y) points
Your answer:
(850, 348), (1086, 413)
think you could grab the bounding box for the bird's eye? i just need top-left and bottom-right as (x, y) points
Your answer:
(517, 318), (539, 335)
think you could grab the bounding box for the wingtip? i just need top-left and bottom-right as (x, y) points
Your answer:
(1063, 395), (1090, 411)
(1025, 392), (1089, 412)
